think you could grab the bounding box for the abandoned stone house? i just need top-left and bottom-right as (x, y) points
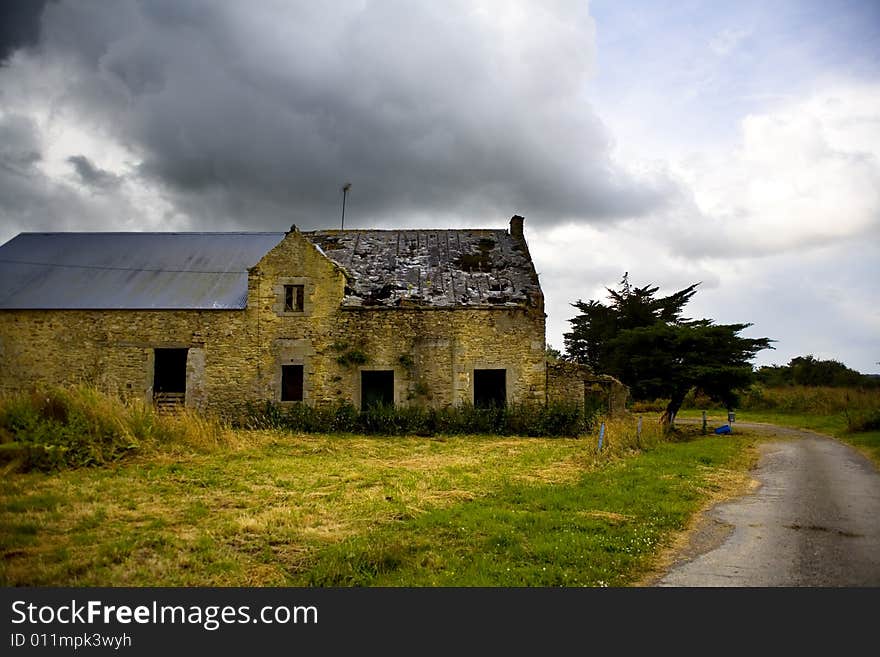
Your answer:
(0, 215), (612, 418)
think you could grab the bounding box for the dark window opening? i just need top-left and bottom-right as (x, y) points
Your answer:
(474, 369), (506, 408)
(154, 348), (188, 397)
(361, 370), (394, 411)
(282, 364), (304, 402)
(584, 386), (608, 417)
(284, 284), (305, 312)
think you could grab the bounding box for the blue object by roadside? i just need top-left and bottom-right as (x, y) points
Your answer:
(714, 425), (732, 435)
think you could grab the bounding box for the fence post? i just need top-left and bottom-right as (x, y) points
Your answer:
(598, 422), (605, 451)
(637, 416), (642, 445)
(702, 410), (707, 435)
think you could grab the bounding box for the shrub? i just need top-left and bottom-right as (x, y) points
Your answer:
(243, 400), (594, 438)
(846, 408), (880, 433)
(539, 401), (593, 436)
(329, 403), (360, 433)
(628, 398), (669, 413)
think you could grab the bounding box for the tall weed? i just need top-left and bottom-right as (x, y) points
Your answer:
(0, 385), (232, 472)
(583, 414), (667, 457)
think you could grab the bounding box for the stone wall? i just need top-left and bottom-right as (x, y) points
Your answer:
(546, 361), (588, 407)
(323, 307), (546, 408)
(0, 308), (247, 414)
(546, 362), (629, 416)
(0, 229), (547, 418)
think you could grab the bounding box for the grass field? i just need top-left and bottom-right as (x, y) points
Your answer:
(676, 408), (880, 467)
(4, 384), (875, 586)
(0, 421), (759, 587)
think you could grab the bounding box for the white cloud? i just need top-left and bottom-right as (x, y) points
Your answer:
(531, 221), (723, 354)
(671, 83), (880, 256)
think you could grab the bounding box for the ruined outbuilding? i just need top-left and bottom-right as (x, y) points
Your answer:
(546, 362), (629, 417)
(0, 216), (561, 417)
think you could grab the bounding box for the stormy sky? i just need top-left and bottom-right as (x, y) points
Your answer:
(1, 0), (878, 372)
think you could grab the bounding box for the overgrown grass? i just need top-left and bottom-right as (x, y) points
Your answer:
(736, 385), (880, 417)
(0, 411), (758, 586)
(0, 386), (597, 473)
(291, 433), (755, 586)
(0, 385), (762, 586)
(0, 386), (235, 472)
(838, 431), (880, 466)
(677, 408), (880, 467)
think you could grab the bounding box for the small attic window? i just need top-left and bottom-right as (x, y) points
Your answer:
(284, 285), (304, 312)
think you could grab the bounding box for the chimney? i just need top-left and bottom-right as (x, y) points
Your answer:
(509, 214), (538, 289)
(509, 215), (525, 241)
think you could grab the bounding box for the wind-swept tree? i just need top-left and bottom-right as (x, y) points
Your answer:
(564, 274), (772, 421)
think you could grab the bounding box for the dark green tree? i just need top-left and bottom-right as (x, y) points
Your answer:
(564, 273), (699, 370)
(564, 274), (773, 421)
(756, 355), (866, 387)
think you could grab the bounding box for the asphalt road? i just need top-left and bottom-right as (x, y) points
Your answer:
(656, 422), (880, 586)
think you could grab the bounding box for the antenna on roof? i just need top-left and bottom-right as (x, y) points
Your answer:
(341, 182), (352, 230)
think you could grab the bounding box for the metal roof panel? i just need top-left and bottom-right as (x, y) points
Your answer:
(0, 232), (285, 309)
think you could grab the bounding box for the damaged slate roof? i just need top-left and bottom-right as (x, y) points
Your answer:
(0, 232), (286, 309)
(304, 229), (541, 308)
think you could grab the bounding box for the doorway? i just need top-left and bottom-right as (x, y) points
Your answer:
(361, 370), (394, 410)
(153, 348), (188, 408)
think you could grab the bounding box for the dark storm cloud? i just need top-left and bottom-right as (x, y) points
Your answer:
(0, 114), (159, 241)
(0, 116), (97, 234)
(0, 114), (46, 220)
(2, 0), (678, 232)
(0, 0), (53, 63)
(67, 155), (122, 189)
(0, 114), (41, 168)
